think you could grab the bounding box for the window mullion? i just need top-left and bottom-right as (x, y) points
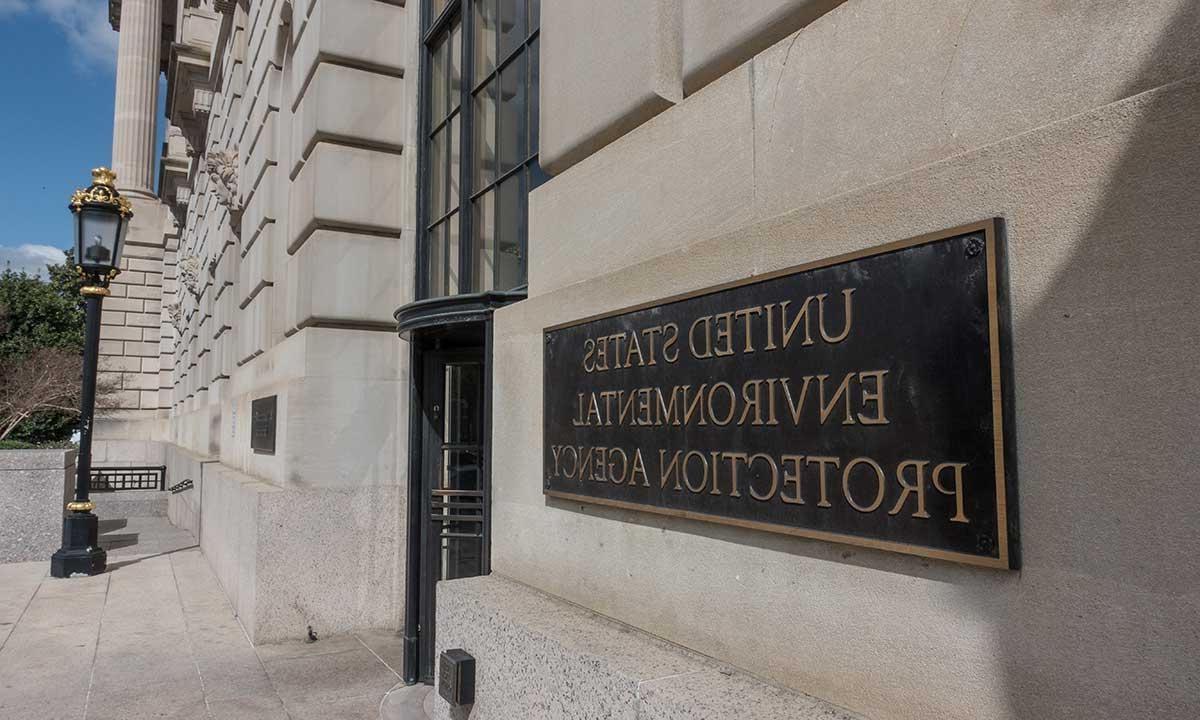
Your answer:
(461, 2), (474, 293)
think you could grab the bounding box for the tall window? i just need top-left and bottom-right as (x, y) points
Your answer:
(422, 0), (546, 298)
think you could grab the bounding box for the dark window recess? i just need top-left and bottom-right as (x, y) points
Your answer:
(421, 0), (545, 299)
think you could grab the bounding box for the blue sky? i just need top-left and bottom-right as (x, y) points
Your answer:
(0, 0), (123, 277)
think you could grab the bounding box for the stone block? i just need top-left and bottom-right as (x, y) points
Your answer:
(95, 440), (164, 464)
(682, 0), (844, 94)
(750, 0), (1200, 218)
(529, 64), (755, 296)
(177, 441), (401, 644)
(292, 63), (406, 175)
(0, 450), (73, 562)
(287, 230), (401, 328)
(433, 575), (861, 720)
(125, 312), (159, 328)
(290, 0), (408, 110)
(242, 166), (278, 242)
(238, 225), (274, 308)
(127, 284), (160, 299)
(101, 356), (142, 373)
(124, 341), (159, 357)
(236, 286), (274, 364)
(287, 143), (404, 252)
(281, 372), (399, 489)
(105, 297), (144, 313)
(121, 372), (159, 391)
(99, 340), (125, 356)
(101, 310), (126, 326)
(245, 111), (277, 198)
(127, 257), (162, 273)
(539, 0), (681, 175)
(123, 243), (166, 261)
(104, 326), (143, 341)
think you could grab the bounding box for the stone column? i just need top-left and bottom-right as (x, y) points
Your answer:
(111, 0), (162, 196)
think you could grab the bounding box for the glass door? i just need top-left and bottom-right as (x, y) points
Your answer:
(416, 349), (488, 682)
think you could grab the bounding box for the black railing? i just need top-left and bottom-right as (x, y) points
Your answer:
(90, 466), (167, 492)
(168, 479), (193, 494)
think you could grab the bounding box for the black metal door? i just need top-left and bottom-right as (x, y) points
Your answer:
(416, 349), (487, 683)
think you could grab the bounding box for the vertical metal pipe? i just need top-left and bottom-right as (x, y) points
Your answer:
(51, 290), (108, 577)
(72, 293), (103, 506)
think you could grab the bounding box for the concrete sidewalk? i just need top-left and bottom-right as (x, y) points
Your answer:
(0, 519), (405, 719)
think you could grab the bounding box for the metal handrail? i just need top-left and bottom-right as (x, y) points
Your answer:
(89, 465), (167, 492)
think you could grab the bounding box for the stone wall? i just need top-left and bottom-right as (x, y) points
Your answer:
(0, 450), (73, 563)
(161, 443), (403, 644)
(478, 1), (1200, 719)
(433, 574), (863, 720)
(135, 0), (417, 643)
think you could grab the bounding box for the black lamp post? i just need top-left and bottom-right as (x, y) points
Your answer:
(50, 167), (132, 578)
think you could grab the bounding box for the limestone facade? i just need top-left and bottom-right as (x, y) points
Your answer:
(91, 1), (1200, 718)
(95, 0), (415, 642)
(482, 1), (1200, 719)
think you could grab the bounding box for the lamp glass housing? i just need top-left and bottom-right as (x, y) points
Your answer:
(73, 203), (127, 276)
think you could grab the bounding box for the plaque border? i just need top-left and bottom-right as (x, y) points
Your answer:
(543, 218), (1019, 569)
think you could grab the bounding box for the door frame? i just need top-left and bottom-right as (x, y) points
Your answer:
(402, 319), (494, 685)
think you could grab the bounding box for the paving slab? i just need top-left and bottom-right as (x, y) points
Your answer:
(0, 517), (401, 720)
(264, 647), (400, 706)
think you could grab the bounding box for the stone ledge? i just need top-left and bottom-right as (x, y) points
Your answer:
(433, 574), (864, 720)
(0, 448), (75, 471)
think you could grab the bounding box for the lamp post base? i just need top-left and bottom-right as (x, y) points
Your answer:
(50, 512), (107, 577)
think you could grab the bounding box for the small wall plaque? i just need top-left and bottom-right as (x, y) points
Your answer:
(250, 395), (277, 455)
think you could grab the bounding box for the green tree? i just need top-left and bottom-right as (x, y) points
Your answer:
(0, 250), (85, 443)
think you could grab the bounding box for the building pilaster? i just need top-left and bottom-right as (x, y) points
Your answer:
(110, 0), (161, 197)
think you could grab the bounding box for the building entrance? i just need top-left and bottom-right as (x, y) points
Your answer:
(413, 347), (488, 682)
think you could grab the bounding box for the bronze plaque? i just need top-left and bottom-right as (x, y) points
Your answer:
(251, 395), (277, 455)
(543, 220), (1018, 568)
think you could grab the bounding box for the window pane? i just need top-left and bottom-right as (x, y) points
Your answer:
(474, 0), (497, 84)
(496, 172), (525, 290)
(429, 126), (446, 219)
(443, 450), (481, 492)
(473, 82), (496, 191)
(427, 222), (446, 297)
(529, 36), (539, 155)
(472, 190), (495, 292)
(528, 0), (539, 31)
(499, 0), (525, 61)
(449, 22), (462, 113)
(431, 36), (447, 123)
(444, 363), (482, 444)
(447, 211), (461, 295)
(448, 115), (461, 211)
(498, 51), (526, 177)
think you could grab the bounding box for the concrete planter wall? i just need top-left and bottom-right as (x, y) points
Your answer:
(0, 449), (74, 563)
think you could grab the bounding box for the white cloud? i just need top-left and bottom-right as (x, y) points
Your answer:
(33, 0), (118, 72)
(0, 244), (69, 279)
(0, 0), (30, 18)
